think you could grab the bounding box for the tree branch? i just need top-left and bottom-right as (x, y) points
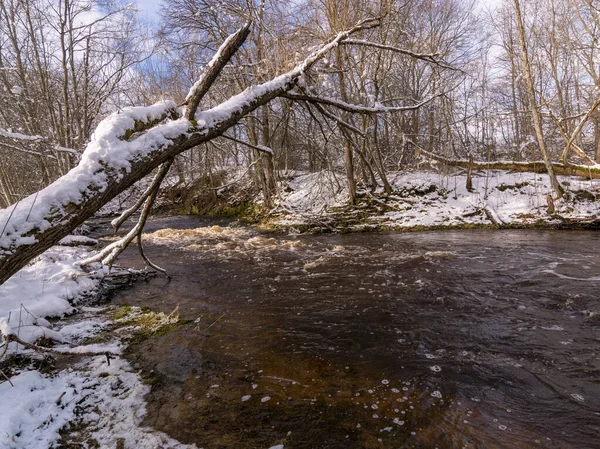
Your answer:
(220, 134), (273, 154)
(340, 39), (455, 69)
(111, 160), (175, 232)
(281, 92), (438, 114)
(183, 22), (252, 120)
(82, 158), (173, 272)
(412, 140), (600, 179)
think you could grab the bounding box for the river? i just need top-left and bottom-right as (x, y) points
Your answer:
(97, 217), (600, 449)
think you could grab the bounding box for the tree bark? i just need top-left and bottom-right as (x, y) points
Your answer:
(415, 145), (600, 179)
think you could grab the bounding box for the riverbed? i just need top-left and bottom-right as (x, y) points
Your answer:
(100, 217), (600, 449)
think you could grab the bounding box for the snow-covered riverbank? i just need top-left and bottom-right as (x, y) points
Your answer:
(0, 243), (196, 449)
(267, 169), (600, 231)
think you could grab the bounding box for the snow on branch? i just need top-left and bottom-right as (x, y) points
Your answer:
(341, 39), (442, 63)
(0, 128), (79, 159)
(0, 101), (183, 257)
(340, 39), (462, 72)
(190, 18), (381, 129)
(0, 128), (45, 142)
(281, 92), (439, 114)
(0, 128), (53, 157)
(184, 22), (252, 120)
(221, 134), (273, 154)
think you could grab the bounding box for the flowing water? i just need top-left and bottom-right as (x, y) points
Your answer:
(101, 217), (600, 449)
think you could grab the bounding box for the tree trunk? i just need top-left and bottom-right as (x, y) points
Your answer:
(513, 0), (563, 198)
(336, 46), (357, 204)
(595, 117), (600, 163)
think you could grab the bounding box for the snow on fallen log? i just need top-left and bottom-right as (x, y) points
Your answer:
(0, 17), (383, 285)
(0, 101), (183, 251)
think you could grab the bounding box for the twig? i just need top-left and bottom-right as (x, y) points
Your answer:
(203, 314), (225, 332)
(0, 369), (13, 386)
(0, 340), (9, 362)
(0, 332), (115, 358)
(0, 200), (20, 240)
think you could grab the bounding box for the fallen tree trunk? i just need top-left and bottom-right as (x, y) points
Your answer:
(415, 146), (600, 179)
(0, 16), (454, 286)
(0, 19), (387, 285)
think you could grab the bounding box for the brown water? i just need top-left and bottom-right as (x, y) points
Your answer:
(99, 217), (600, 449)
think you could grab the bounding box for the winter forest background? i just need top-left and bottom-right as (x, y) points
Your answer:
(2, 0), (600, 210)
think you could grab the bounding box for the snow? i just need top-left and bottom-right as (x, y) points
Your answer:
(58, 235), (98, 246)
(194, 73), (292, 127)
(0, 246), (103, 345)
(0, 357), (197, 449)
(0, 127), (44, 141)
(0, 101), (188, 257)
(0, 244), (196, 449)
(185, 27), (246, 101)
(272, 169), (600, 230)
(0, 317), (12, 336)
(278, 171), (348, 215)
(191, 28), (357, 127)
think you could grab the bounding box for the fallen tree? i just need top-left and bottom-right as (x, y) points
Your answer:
(414, 144), (600, 179)
(0, 18), (452, 285)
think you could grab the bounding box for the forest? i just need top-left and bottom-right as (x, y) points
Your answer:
(0, 1), (599, 448)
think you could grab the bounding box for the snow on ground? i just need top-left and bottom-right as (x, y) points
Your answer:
(0, 354), (197, 449)
(58, 235), (98, 246)
(0, 245), (103, 345)
(278, 171), (348, 215)
(272, 169), (600, 230)
(0, 243), (196, 449)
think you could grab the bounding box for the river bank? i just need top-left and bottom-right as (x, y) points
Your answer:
(0, 234), (198, 449)
(260, 169), (600, 232)
(97, 168), (600, 233)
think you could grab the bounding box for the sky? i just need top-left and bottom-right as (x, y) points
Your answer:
(134, 0), (503, 24)
(135, 0), (161, 23)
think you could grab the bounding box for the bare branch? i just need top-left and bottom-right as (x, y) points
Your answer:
(111, 161), (175, 233)
(340, 39), (455, 69)
(82, 158), (173, 271)
(184, 22), (252, 120)
(307, 101), (366, 137)
(220, 134), (273, 154)
(545, 111), (596, 165)
(561, 98), (600, 164)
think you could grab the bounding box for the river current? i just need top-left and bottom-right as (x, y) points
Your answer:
(100, 217), (600, 449)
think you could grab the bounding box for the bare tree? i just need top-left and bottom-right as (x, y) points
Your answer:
(0, 0), (151, 207)
(512, 0), (563, 198)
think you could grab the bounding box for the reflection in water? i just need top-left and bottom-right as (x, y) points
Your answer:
(107, 218), (600, 449)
